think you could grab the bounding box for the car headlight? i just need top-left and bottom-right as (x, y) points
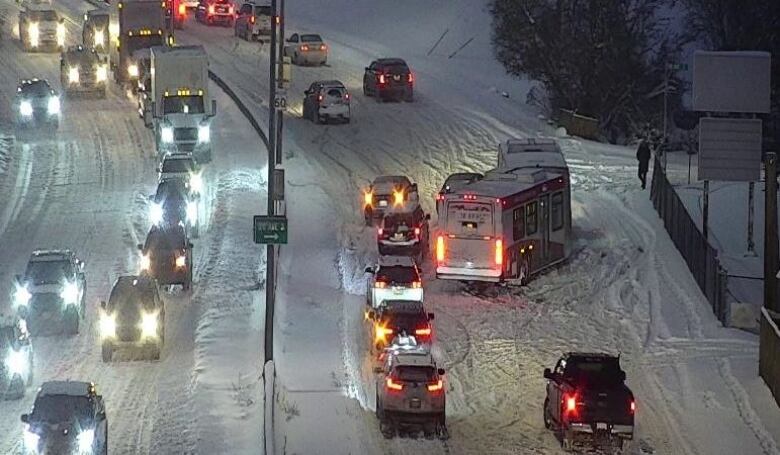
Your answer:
(139, 253), (150, 272)
(149, 202), (163, 225)
(6, 350), (27, 376)
(96, 64), (108, 82)
(48, 96), (60, 115)
(161, 126), (174, 144)
(69, 66), (79, 84)
(57, 23), (66, 46)
(60, 281), (79, 305)
(14, 284), (32, 307)
(28, 23), (39, 47)
(77, 428), (94, 453)
(189, 172), (203, 193)
(20, 101), (33, 117)
(23, 429), (39, 450)
(94, 29), (104, 48)
(186, 201), (197, 222)
(140, 311), (158, 338)
(175, 254), (186, 268)
(197, 125), (210, 143)
(99, 311), (115, 338)
(128, 63), (139, 78)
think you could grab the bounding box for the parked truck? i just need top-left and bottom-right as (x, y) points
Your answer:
(109, 0), (169, 84)
(18, 0), (65, 53)
(145, 45), (216, 163)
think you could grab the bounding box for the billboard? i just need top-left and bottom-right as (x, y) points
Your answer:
(693, 51), (771, 114)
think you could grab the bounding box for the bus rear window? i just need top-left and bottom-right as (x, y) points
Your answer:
(445, 202), (494, 236)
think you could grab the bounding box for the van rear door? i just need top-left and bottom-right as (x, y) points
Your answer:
(440, 199), (497, 273)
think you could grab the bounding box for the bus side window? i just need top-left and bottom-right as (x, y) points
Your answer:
(513, 206), (524, 240)
(526, 201), (538, 235)
(551, 192), (564, 231)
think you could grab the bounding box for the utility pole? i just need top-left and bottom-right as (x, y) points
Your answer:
(765, 152), (778, 312)
(275, 0), (284, 166)
(264, 0), (278, 364)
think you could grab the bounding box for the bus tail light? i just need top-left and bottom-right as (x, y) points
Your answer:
(495, 238), (503, 266)
(436, 235), (445, 262)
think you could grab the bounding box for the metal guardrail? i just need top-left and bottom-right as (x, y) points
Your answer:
(650, 156), (731, 325)
(760, 307), (780, 407)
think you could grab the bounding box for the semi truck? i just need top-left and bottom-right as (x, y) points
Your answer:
(82, 9), (110, 54)
(18, 0), (65, 52)
(146, 45), (216, 163)
(109, 0), (169, 84)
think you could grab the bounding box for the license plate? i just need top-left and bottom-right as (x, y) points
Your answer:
(596, 422), (608, 430)
(217, 6), (227, 12)
(393, 75), (401, 81)
(393, 233), (403, 240)
(379, 200), (388, 207)
(409, 399), (421, 409)
(392, 288), (403, 294)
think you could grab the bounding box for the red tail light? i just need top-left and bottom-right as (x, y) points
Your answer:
(436, 193), (443, 201)
(178, 4), (185, 16)
(386, 377), (404, 391)
(344, 92), (350, 101)
(414, 227), (421, 236)
(630, 400), (636, 414)
(377, 228), (383, 237)
(317, 94), (323, 103)
(374, 281), (386, 289)
(495, 238), (503, 266)
(436, 235), (445, 262)
(250, 15), (255, 24)
(427, 379), (443, 392)
(300, 44), (310, 51)
(564, 393), (578, 415)
(407, 72), (414, 83)
(378, 73), (386, 85)
(415, 326), (431, 336)
(208, 5), (214, 14)
(412, 281), (422, 288)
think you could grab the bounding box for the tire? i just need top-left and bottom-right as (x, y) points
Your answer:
(561, 430), (574, 452)
(101, 342), (113, 362)
(543, 398), (552, 429)
(362, 81), (369, 97)
(149, 343), (161, 360)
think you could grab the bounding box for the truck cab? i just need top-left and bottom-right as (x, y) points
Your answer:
(82, 10), (110, 54)
(148, 45), (216, 163)
(19, 0), (65, 52)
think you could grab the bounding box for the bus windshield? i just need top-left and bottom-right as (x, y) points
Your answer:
(162, 95), (205, 114)
(445, 201), (494, 236)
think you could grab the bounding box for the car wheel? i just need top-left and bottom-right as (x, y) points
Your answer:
(519, 259), (530, 286)
(543, 398), (553, 429)
(101, 342), (113, 362)
(149, 343), (161, 360)
(64, 311), (79, 335)
(561, 430), (574, 451)
(405, 89), (414, 102)
(362, 81), (369, 96)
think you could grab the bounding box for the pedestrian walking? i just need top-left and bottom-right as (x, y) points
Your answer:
(636, 139), (651, 189)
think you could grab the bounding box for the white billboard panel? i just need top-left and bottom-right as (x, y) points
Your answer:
(698, 118), (762, 182)
(693, 51), (771, 113)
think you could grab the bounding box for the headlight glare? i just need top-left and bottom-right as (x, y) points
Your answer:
(57, 23), (65, 46)
(96, 65), (108, 82)
(69, 67), (79, 84)
(186, 201), (197, 222)
(14, 284), (32, 306)
(48, 96), (60, 115)
(28, 23), (39, 47)
(128, 63), (139, 78)
(175, 255), (186, 268)
(94, 29), (105, 48)
(100, 311), (116, 338)
(23, 429), (39, 450)
(197, 125), (210, 143)
(140, 254), (151, 272)
(149, 202), (163, 225)
(140, 311), (158, 338)
(60, 281), (79, 305)
(20, 101), (33, 117)
(77, 428), (95, 452)
(6, 350), (27, 376)
(189, 172), (203, 193)
(161, 127), (174, 144)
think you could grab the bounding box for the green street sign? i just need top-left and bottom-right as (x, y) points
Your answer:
(253, 215), (288, 244)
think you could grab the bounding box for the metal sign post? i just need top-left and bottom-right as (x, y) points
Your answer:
(765, 153), (778, 312)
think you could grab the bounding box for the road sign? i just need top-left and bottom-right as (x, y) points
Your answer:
(273, 89), (287, 110)
(698, 118), (762, 182)
(693, 51), (771, 113)
(253, 215), (288, 244)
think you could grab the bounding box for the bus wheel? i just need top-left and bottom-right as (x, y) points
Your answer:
(519, 260), (530, 286)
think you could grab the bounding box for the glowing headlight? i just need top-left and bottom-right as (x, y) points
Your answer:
(94, 29), (105, 48)
(60, 281), (79, 305)
(77, 428), (95, 453)
(363, 191), (373, 206)
(189, 172), (203, 193)
(186, 201), (197, 222)
(20, 101), (33, 117)
(6, 350), (27, 376)
(175, 254), (186, 268)
(128, 63), (139, 78)
(161, 127), (174, 144)
(149, 202), (163, 225)
(69, 66), (80, 84)
(14, 284), (32, 307)
(47, 96), (60, 115)
(23, 429), (39, 450)
(139, 254), (151, 272)
(57, 23), (65, 47)
(99, 311), (115, 338)
(28, 23), (39, 47)
(140, 311), (158, 338)
(197, 125), (210, 143)
(96, 64), (108, 82)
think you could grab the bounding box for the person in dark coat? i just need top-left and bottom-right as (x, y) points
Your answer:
(636, 140), (651, 189)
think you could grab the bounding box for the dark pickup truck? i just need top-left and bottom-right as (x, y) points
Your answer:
(542, 352), (635, 451)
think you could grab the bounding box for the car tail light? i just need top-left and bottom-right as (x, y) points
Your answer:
(378, 73), (386, 85)
(436, 235), (445, 262)
(178, 4), (185, 15)
(375, 281), (386, 289)
(317, 94), (323, 103)
(415, 326), (431, 336)
(412, 281), (421, 288)
(320, 44), (327, 51)
(208, 5), (214, 14)
(375, 324), (393, 343)
(427, 379), (443, 392)
(436, 193), (444, 201)
(377, 228), (383, 237)
(228, 5), (233, 14)
(408, 72), (414, 83)
(564, 393), (578, 415)
(386, 377), (404, 391)
(250, 15), (255, 24)
(495, 238), (503, 266)
(630, 400), (636, 414)
(301, 44), (309, 51)
(414, 227), (421, 236)
(344, 92), (350, 101)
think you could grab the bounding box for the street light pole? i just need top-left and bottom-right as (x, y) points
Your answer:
(264, 0), (278, 364)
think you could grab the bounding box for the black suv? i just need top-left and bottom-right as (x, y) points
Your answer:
(150, 177), (199, 237)
(21, 381), (108, 455)
(100, 275), (165, 361)
(139, 224), (193, 290)
(363, 58), (414, 102)
(15, 78), (60, 129)
(367, 300), (434, 352)
(377, 204), (430, 259)
(14, 249), (86, 335)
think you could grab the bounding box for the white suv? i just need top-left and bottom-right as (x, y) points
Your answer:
(365, 256), (423, 309)
(234, 2), (272, 41)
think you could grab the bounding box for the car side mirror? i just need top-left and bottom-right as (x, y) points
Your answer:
(543, 368), (553, 380)
(437, 368), (445, 376)
(425, 214), (431, 220)
(188, 242), (194, 249)
(364, 267), (374, 274)
(100, 300), (106, 310)
(20, 414), (29, 424)
(427, 312), (434, 321)
(137, 243), (143, 251)
(372, 366), (383, 374)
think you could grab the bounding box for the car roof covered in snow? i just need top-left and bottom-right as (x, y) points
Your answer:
(448, 167), (564, 199)
(39, 381), (95, 397)
(30, 250), (73, 262)
(377, 255), (416, 268)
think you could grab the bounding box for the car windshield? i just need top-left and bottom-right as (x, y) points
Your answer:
(162, 96), (205, 115)
(109, 284), (156, 312)
(162, 159), (194, 174)
(395, 366), (435, 382)
(377, 266), (417, 284)
(384, 63), (409, 75)
(21, 81), (51, 98)
(29, 10), (58, 21)
(568, 359), (623, 386)
(32, 396), (92, 424)
(25, 260), (72, 285)
(300, 34), (322, 43)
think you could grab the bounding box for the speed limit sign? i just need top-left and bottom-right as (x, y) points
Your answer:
(273, 90), (287, 110)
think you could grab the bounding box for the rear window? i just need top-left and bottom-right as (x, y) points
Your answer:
(384, 64), (409, 75)
(162, 159), (194, 174)
(390, 313), (427, 332)
(395, 366), (435, 382)
(30, 10), (58, 21)
(445, 201), (494, 236)
(300, 34), (322, 43)
(21, 81), (52, 97)
(325, 87), (343, 98)
(377, 266), (418, 284)
(383, 214), (414, 230)
(566, 359), (623, 386)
